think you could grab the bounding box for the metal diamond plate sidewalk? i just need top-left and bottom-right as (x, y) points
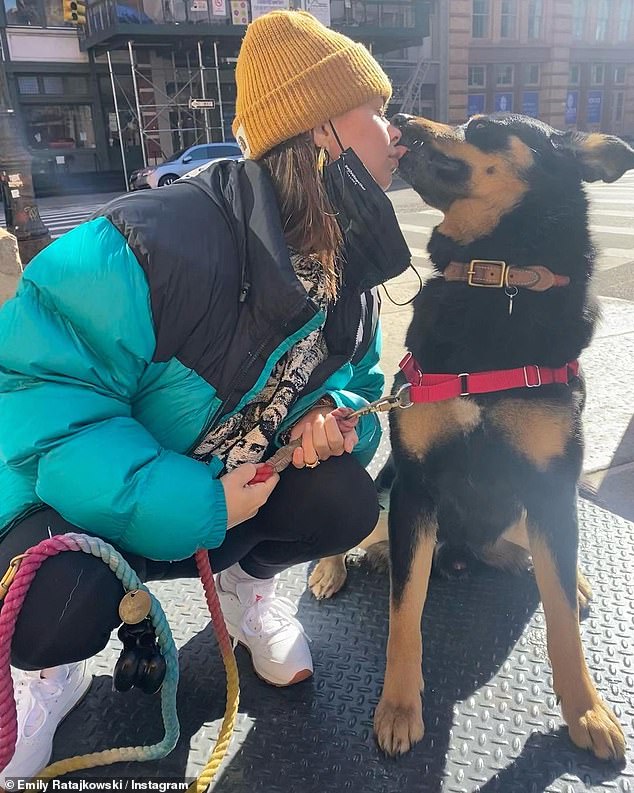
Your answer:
(52, 496), (633, 793)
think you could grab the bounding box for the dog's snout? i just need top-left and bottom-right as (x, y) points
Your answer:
(391, 113), (414, 131)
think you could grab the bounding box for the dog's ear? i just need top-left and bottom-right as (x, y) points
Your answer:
(552, 130), (634, 183)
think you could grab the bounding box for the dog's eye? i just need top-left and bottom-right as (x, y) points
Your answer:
(470, 120), (487, 132)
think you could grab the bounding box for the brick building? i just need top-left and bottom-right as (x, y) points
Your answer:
(444, 0), (634, 136)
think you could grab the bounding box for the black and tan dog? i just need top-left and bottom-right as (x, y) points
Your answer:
(310, 113), (633, 761)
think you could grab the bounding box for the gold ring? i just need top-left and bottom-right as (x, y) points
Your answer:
(305, 458), (321, 469)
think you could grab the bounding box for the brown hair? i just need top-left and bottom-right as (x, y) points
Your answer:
(260, 132), (342, 301)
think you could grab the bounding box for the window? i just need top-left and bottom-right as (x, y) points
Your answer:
(528, 0), (542, 39)
(187, 146), (215, 161)
(208, 144), (241, 157)
(496, 64), (514, 87)
(42, 76), (64, 95)
(525, 63), (540, 85)
(569, 64), (581, 85)
(66, 76), (90, 95)
(382, 48), (408, 60)
(16, 74), (90, 96)
(595, 0), (609, 41)
(22, 105), (96, 149)
(572, 0), (587, 39)
(3, 0), (73, 26)
(468, 65), (486, 88)
(591, 63), (605, 85)
(468, 94), (486, 116)
(4, 0), (44, 25)
(618, 0), (632, 40)
(613, 91), (624, 122)
(614, 65), (627, 84)
(500, 0), (516, 38)
(472, 0), (489, 38)
(17, 75), (40, 95)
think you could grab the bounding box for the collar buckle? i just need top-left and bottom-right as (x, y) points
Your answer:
(467, 260), (507, 288)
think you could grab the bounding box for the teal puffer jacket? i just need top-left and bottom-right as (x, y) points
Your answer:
(0, 160), (384, 561)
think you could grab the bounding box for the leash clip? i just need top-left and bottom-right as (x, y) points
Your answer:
(349, 384), (413, 419)
(393, 383), (414, 409)
(0, 554), (28, 601)
(374, 384), (414, 412)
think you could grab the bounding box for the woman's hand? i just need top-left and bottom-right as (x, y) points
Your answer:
(289, 406), (359, 468)
(220, 463), (279, 528)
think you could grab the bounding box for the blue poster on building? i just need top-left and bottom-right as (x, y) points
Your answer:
(468, 94), (485, 117)
(587, 90), (603, 124)
(522, 91), (539, 118)
(565, 91), (578, 124)
(495, 93), (513, 112)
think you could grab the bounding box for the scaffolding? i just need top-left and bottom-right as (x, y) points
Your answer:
(104, 38), (231, 189)
(99, 34), (434, 190)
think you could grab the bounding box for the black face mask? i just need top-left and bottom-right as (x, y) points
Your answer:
(322, 144), (412, 293)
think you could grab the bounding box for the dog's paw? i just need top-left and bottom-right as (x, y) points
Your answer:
(308, 556), (347, 599)
(564, 697), (626, 761)
(374, 695), (424, 756)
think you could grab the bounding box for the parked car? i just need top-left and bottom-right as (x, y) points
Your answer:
(181, 155), (244, 182)
(129, 142), (242, 189)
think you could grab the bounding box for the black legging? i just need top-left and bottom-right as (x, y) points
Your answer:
(0, 454), (378, 670)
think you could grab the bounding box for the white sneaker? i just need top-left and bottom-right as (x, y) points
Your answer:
(216, 564), (313, 687)
(1, 661), (93, 782)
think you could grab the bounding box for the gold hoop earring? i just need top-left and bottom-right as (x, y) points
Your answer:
(317, 146), (328, 175)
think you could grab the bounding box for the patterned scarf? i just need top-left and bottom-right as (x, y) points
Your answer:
(193, 252), (329, 471)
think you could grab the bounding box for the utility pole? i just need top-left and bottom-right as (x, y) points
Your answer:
(0, 40), (51, 265)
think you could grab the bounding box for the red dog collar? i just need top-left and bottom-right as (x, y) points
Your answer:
(399, 353), (579, 402)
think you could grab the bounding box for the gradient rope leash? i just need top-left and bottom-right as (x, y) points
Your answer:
(0, 533), (239, 790)
(189, 550), (239, 793)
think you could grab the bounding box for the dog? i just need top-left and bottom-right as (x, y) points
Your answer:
(310, 113), (633, 761)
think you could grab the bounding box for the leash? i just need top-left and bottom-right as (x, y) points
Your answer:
(0, 534), (238, 790)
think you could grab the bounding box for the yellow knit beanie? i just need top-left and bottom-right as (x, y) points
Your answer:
(232, 9), (392, 160)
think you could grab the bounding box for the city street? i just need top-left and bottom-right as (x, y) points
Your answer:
(2, 176), (634, 789)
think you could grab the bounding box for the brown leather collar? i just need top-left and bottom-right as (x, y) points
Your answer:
(444, 260), (570, 292)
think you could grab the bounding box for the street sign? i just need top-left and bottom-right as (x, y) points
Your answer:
(189, 98), (216, 110)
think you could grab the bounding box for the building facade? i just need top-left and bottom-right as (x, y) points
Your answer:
(0, 0), (432, 194)
(3, 1), (631, 196)
(446, 0), (634, 136)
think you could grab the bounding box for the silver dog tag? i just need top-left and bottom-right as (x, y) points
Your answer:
(505, 286), (518, 316)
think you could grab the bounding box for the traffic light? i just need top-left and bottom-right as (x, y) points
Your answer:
(63, 0), (86, 24)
